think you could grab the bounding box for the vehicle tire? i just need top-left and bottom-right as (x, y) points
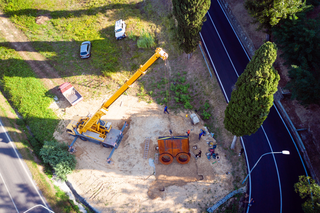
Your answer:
(79, 136), (87, 141)
(102, 144), (111, 148)
(176, 152), (190, 164)
(159, 153), (173, 165)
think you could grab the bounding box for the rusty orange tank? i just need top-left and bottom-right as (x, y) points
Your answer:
(157, 136), (190, 165)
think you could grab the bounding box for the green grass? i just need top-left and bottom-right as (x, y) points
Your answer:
(0, 0), (178, 80)
(54, 185), (81, 212)
(0, 42), (59, 154)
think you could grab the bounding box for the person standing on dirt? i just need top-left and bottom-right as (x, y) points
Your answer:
(199, 131), (204, 140)
(195, 150), (202, 158)
(164, 106), (169, 114)
(186, 130), (190, 136)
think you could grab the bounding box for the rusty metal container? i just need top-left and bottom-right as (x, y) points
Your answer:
(157, 136), (190, 165)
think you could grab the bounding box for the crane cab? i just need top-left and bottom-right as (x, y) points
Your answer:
(66, 115), (82, 135)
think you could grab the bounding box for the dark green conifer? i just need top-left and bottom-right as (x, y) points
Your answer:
(224, 42), (280, 137)
(172, 0), (210, 54)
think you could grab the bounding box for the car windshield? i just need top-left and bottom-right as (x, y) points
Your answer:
(80, 44), (88, 54)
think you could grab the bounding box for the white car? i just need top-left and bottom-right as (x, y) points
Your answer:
(115, 19), (126, 40)
(80, 41), (91, 59)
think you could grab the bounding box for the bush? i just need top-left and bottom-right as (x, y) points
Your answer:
(40, 141), (76, 181)
(184, 101), (193, 109)
(204, 101), (210, 110)
(201, 110), (211, 120)
(137, 29), (156, 48)
(294, 175), (320, 213)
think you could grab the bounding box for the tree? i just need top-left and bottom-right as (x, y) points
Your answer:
(172, 0), (210, 54)
(224, 42), (280, 148)
(286, 66), (320, 106)
(273, 11), (320, 105)
(272, 11), (320, 70)
(40, 141), (76, 180)
(294, 175), (320, 213)
(244, 0), (309, 33)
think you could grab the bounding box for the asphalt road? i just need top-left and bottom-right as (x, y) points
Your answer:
(0, 120), (50, 213)
(201, 1), (308, 212)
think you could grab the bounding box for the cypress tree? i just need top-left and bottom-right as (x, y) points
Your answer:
(172, 0), (210, 54)
(224, 42), (280, 137)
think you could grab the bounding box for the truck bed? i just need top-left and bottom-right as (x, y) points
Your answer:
(59, 82), (83, 106)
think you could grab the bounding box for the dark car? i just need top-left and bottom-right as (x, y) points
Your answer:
(80, 41), (91, 59)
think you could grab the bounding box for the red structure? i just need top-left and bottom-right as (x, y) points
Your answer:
(157, 136), (190, 165)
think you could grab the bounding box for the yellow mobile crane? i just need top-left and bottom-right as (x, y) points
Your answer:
(66, 48), (168, 156)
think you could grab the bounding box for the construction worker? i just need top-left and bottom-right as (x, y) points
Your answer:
(186, 130), (190, 136)
(195, 150), (202, 159)
(199, 130), (204, 140)
(164, 105), (169, 114)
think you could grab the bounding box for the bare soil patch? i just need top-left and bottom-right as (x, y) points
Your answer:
(53, 94), (235, 212)
(35, 14), (51, 25)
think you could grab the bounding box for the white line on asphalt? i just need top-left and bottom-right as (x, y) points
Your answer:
(207, 11), (239, 77)
(240, 137), (251, 208)
(0, 120), (49, 209)
(216, 0), (251, 60)
(200, 32), (229, 103)
(261, 125), (283, 213)
(273, 104), (309, 176)
(0, 172), (19, 212)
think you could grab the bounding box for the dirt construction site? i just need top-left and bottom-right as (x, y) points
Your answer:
(53, 93), (237, 212)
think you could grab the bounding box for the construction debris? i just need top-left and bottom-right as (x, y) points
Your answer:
(190, 113), (200, 125)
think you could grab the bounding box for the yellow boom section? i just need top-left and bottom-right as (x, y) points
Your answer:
(78, 47), (168, 134)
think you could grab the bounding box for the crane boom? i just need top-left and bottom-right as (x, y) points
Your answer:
(77, 47), (168, 135)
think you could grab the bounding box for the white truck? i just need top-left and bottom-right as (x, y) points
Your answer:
(115, 19), (126, 40)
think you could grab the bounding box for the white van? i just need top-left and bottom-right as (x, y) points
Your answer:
(115, 19), (126, 40)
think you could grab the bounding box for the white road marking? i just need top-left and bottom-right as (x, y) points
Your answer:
(261, 125), (283, 213)
(216, 0), (251, 60)
(199, 32), (229, 102)
(0, 120), (49, 209)
(207, 11), (239, 77)
(0, 172), (19, 212)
